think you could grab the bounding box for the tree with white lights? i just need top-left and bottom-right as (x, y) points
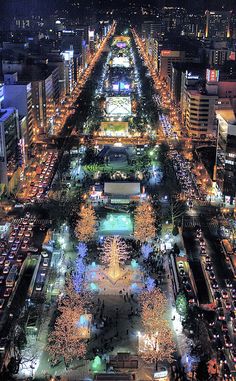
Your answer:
(134, 202), (156, 242)
(47, 308), (87, 367)
(139, 289), (175, 370)
(75, 205), (96, 242)
(47, 279), (90, 367)
(101, 236), (129, 280)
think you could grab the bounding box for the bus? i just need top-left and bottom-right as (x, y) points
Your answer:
(221, 239), (233, 261)
(228, 256), (236, 279)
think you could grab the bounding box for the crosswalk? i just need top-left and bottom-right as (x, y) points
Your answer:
(183, 218), (219, 229)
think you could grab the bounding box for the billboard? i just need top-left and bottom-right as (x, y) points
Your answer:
(112, 56), (130, 68)
(206, 69), (219, 82)
(117, 42), (127, 48)
(161, 50), (180, 57)
(106, 96), (132, 116)
(100, 121), (129, 136)
(104, 182), (140, 195)
(112, 82), (130, 91)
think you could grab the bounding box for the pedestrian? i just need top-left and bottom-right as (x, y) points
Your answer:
(126, 329), (129, 335)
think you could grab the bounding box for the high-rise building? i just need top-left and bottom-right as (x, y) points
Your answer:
(0, 108), (20, 193)
(215, 109), (236, 205)
(205, 10), (232, 40)
(185, 89), (218, 138)
(3, 73), (34, 155)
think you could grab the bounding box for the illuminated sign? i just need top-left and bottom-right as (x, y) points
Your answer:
(161, 50), (180, 57)
(186, 71), (200, 80)
(206, 69), (219, 82)
(106, 96), (132, 116)
(117, 42), (127, 48)
(88, 30), (94, 41)
(229, 51), (236, 61)
(112, 56), (130, 68)
(62, 50), (74, 61)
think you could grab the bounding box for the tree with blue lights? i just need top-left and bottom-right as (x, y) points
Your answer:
(141, 243), (153, 260)
(146, 276), (155, 291)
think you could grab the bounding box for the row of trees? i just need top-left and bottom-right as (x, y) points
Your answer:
(74, 201), (157, 244)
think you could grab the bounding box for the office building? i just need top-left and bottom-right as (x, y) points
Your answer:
(0, 108), (20, 193)
(215, 109), (236, 205)
(205, 10), (232, 40)
(185, 90), (218, 138)
(3, 73), (34, 155)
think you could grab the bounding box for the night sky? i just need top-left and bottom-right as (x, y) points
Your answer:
(1, 0), (235, 17)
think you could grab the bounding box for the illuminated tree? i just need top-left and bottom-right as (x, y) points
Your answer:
(141, 243), (153, 260)
(101, 236), (129, 280)
(47, 280), (90, 367)
(134, 202), (156, 242)
(75, 205), (96, 242)
(139, 289), (175, 370)
(47, 308), (87, 367)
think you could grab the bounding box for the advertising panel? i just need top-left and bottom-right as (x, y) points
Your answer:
(104, 182), (140, 195)
(206, 69), (220, 82)
(106, 97), (132, 116)
(112, 56), (130, 68)
(100, 121), (129, 136)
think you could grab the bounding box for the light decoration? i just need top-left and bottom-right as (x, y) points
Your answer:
(139, 289), (175, 369)
(47, 280), (90, 366)
(141, 243), (153, 260)
(146, 276), (155, 291)
(75, 205), (96, 242)
(134, 202), (156, 242)
(101, 236), (129, 281)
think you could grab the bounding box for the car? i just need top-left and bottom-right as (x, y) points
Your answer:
(218, 350), (227, 364)
(21, 244), (28, 251)
(223, 334), (232, 348)
(3, 288), (11, 298)
(215, 338), (224, 351)
(35, 283), (43, 291)
(218, 308), (225, 321)
(217, 300), (223, 309)
(222, 363), (232, 379)
(205, 255), (211, 263)
(230, 349), (236, 362)
(42, 258), (49, 267)
(211, 328), (219, 339)
(221, 321), (228, 333)
(182, 276), (188, 284)
(4, 260), (11, 267)
(0, 257), (5, 265)
(41, 251), (49, 258)
(221, 290), (228, 299)
(0, 276), (5, 285)
(225, 279), (233, 288)
(214, 291), (221, 300)
(23, 238), (29, 244)
(232, 321), (236, 333)
(211, 280), (219, 289)
(224, 299), (231, 310)
(3, 267), (9, 274)
(209, 271), (215, 280)
(206, 264), (213, 271)
(8, 252), (15, 260)
(28, 247), (38, 253)
(231, 289), (236, 299)
(16, 255), (24, 263)
(229, 310), (236, 320)
(185, 283), (192, 293)
(0, 299), (5, 309)
(232, 301), (236, 311)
